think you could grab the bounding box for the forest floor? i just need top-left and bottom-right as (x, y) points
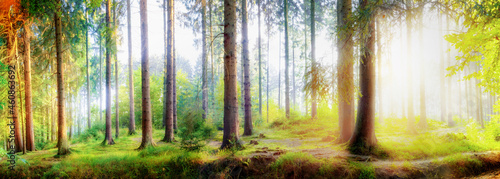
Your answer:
(2, 116), (500, 178)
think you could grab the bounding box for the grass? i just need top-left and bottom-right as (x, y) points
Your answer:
(1, 105), (500, 178)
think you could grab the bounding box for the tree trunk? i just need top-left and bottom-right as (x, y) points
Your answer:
(284, 0), (290, 118)
(99, 34), (103, 122)
(258, 0), (262, 116)
(336, 0), (354, 143)
(438, 10), (445, 123)
(162, 0), (174, 143)
(267, 20), (270, 123)
(138, 0), (156, 149)
(310, 0), (317, 119)
(202, 0), (208, 120)
(86, 9), (92, 130)
(446, 15), (453, 126)
(127, 0), (135, 135)
(103, 0), (115, 145)
(23, 22), (35, 151)
(465, 66), (469, 119)
(418, 8), (427, 129)
(221, 0), (240, 149)
(376, 16), (382, 124)
(279, 29), (281, 110)
(242, 0), (253, 136)
(349, 0), (377, 154)
(406, 3), (417, 134)
(162, 0), (167, 128)
(173, 29), (178, 131)
(55, 0), (70, 155)
(8, 41), (23, 152)
(114, 2), (119, 139)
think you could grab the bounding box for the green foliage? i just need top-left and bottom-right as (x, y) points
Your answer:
(75, 122), (105, 143)
(177, 107), (216, 151)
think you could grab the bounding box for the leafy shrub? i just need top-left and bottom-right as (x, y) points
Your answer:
(76, 122), (106, 143)
(178, 107), (216, 151)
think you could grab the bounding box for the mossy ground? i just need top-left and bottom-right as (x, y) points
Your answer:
(2, 114), (500, 178)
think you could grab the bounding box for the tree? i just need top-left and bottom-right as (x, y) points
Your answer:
(23, 21), (34, 151)
(127, 0), (135, 135)
(438, 9), (445, 123)
(162, 0), (174, 143)
(284, 0), (290, 118)
(406, 1), (417, 134)
(202, 0), (208, 120)
(103, 0), (115, 145)
(113, 0), (119, 139)
(86, 7), (92, 130)
(418, 5), (427, 129)
(138, 0), (156, 149)
(310, 0), (317, 119)
(348, 0), (377, 154)
(55, 0), (70, 155)
(258, 0), (262, 116)
(376, 14), (382, 124)
(221, 0), (240, 149)
(242, 0), (252, 136)
(336, 0), (354, 143)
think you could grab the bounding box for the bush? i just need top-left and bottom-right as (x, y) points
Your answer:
(76, 122), (106, 143)
(178, 107), (216, 151)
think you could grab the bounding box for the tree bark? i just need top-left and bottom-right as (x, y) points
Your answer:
(86, 9), (92, 130)
(284, 0), (290, 118)
(418, 8), (427, 129)
(221, 0), (240, 149)
(446, 15), (453, 126)
(242, 0), (252, 136)
(438, 9), (445, 123)
(162, 0), (174, 142)
(349, 0), (377, 154)
(258, 0), (262, 116)
(138, 0), (156, 149)
(55, 0), (70, 155)
(310, 0), (317, 119)
(114, 1), (119, 139)
(23, 22), (35, 151)
(337, 0), (354, 143)
(376, 16), (382, 124)
(202, 0), (208, 120)
(103, 0), (115, 145)
(406, 2), (417, 134)
(127, 0), (136, 135)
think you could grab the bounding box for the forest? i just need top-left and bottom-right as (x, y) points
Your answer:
(0, 0), (500, 178)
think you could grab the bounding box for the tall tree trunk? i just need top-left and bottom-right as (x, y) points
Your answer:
(349, 0), (377, 154)
(418, 8), (427, 129)
(279, 30), (281, 110)
(103, 0), (115, 145)
(210, 0), (215, 121)
(267, 20), (270, 123)
(446, 15), (453, 126)
(55, 0), (70, 155)
(138, 0), (156, 149)
(162, 0), (167, 128)
(310, 0), (317, 119)
(173, 28), (178, 131)
(114, 1), (119, 139)
(86, 9), (92, 130)
(284, 0), (290, 118)
(162, 0), (174, 142)
(8, 37), (23, 152)
(99, 34), (103, 122)
(239, 0), (253, 135)
(376, 16), (382, 124)
(438, 9), (445, 123)
(23, 22), (35, 151)
(127, 0), (135, 135)
(465, 66), (469, 119)
(202, 0), (208, 120)
(337, 0), (354, 143)
(51, 96), (56, 141)
(258, 0), (262, 116)
(242, 0), (253, 136)
(221, 0), (240, 149)
(406, 2), (417, 134)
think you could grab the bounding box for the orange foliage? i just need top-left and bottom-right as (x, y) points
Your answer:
(0, 0), (20, 13)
